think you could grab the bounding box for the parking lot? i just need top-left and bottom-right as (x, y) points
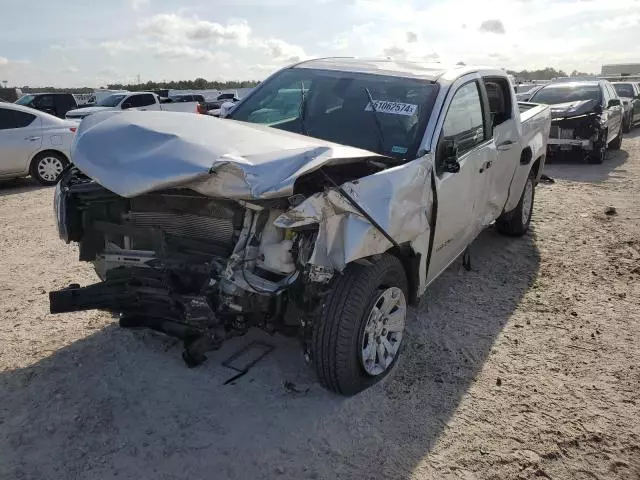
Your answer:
(1, 132), (639, 479)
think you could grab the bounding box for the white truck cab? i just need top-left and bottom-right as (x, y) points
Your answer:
(65, 92), (199, 120)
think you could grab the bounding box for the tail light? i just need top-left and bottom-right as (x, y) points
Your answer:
(196, 103), (207, 114)
(69, 127), (77, 133)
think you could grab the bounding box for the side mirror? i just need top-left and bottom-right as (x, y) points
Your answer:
(121, 102), (132, 110)
(608, 99), (621, 107)
(441, 139), (460, 174)
(636, 94), (640, 100)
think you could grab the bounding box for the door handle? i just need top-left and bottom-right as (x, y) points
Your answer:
(497, 140), (515, 151)
(25, 136), (41, 141)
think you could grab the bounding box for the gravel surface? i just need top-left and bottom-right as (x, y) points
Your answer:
(1, 132), (639, 480)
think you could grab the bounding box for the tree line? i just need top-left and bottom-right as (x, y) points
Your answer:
(506, 68), (594, 81)
(17, 68), (595, 94)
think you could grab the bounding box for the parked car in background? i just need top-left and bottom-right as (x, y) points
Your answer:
(15, 93), (79, 119)
(170, 93), (205, 103)
(0, 103), (76, 185)
(50, 59), (551, 395)
(0, 88), (23, 102)
(515, 85), (544, 102)
(204, 92), (241, 116)
(65, 92), (200, 120)
(529, 80), (623, 163)
(612, 82), (640, 132)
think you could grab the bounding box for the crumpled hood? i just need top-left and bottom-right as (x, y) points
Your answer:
(70, 111), (382, 199)
(67, 106), (114, 117)
(550, 99), (599, 119)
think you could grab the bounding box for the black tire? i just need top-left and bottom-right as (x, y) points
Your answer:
(30, 151), (68, 185)
(589, 129), (607, 164)
(312, 254), (408, 395)
(622, 113), (631, 133)
(609, 126), (623, 150)
(496, 169), (535, 237)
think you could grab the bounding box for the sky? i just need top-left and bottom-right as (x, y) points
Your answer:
(1, 0), (640, 88)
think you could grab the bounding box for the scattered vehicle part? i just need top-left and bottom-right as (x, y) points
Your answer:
(49, 58), (551, 395)
(221, 341), (276, 384)
(0, 102), (76, 184)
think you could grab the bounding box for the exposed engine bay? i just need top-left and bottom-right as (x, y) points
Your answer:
(546, 99), (605, 158)
(50, 167), (379, 365)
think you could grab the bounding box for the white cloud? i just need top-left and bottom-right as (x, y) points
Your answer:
(63, 65), (79, 73)
(3, 0), (640, 87)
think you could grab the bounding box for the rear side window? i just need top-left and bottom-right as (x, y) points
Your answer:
(441, 82), (485, 155)
(614, 84), (635, 98)
(129, 94), (156, 107)
(35, 95), (54, 108)
(482, 77), (512, 127)
(0, 108), (37, 129)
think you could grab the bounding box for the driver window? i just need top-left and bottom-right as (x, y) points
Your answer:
(441, 82), (485, 156)
(247, 81), (309, 124)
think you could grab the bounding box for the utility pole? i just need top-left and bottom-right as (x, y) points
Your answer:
(137, 74), (141, 85)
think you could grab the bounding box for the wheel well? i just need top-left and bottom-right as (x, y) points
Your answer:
(520, 147), (532, 165)
(30, 149), (69, 168)
(387, 246), (421, 306)
(530, 155), (543, 181)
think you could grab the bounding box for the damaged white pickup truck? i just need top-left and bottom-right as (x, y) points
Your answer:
(50, 58), (551, 395)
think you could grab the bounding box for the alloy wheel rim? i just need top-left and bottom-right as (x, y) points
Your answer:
(37, 157), (64, 182)
(360, 287), (406, 376)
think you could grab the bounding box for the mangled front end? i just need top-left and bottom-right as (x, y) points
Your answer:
(546, 99), (604, 157)
(49, 111), (433, 365)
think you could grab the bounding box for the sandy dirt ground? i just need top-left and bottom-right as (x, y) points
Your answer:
(1, 132), (639, 480)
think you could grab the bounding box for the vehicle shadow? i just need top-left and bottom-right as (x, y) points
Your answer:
(0, 177), (49, 197)
(0, 227), (540, 480)
(543, 148), (629, 184)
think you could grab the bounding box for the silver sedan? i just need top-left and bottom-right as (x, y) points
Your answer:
(0, 102), (76, 185)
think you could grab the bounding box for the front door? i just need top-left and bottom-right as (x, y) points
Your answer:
(427, 79), (497, 284)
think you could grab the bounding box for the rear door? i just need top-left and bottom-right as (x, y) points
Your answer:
(481, 76), (521, 221)
(33, 95), (56, 116)
(0, 107), (42, 175)
(427, 77), (497, 283)
(123, 93), (158, 111)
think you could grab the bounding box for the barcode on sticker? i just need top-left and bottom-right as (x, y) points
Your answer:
(365, 100), (417, 116)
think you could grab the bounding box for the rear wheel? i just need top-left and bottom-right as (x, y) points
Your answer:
(312, 254), (408, 395)
(30, 152), (67, 185)
(623, 112), (631, 133)
(496, 169), (535, 237)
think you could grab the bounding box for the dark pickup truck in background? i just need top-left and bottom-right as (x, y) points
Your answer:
(14, 93), (79, 119)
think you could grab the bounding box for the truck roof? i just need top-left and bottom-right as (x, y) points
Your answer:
(292, 57), (503, 82)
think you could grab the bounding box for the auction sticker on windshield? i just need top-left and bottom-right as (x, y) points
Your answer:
(365, 100), (417, 116)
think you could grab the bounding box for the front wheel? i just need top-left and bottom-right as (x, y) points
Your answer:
(496, 170), (535, 237)
(609, 125), (623, 150)
(30, 152), (67, 185)
(312, 254), (408, 395)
